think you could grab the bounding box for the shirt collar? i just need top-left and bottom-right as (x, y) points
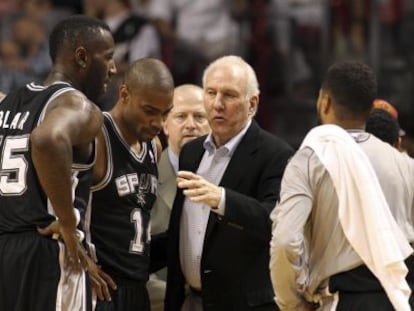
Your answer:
(203, 119), (252, 156)
(347, 129), (370, 143)
(167, 147), (179, 174)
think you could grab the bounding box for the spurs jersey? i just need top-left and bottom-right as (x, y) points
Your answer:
(86, 112), (158, 281)
(0, 82), (96, 234)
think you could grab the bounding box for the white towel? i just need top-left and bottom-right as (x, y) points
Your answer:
(301, 124), (413, 311)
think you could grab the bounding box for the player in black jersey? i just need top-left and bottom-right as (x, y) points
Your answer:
(0, 15), (116, 311)
(84, 58), (174, 311)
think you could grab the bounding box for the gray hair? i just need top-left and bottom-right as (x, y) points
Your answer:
(202, 55), (260, 100)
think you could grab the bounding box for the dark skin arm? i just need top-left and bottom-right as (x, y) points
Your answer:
(34, 90), (117, 300)
(77, 241), (117, 301)
(38, 220), (117, 301)
(31, 90), (103, 270)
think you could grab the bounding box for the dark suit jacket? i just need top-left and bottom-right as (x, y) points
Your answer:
(165, 121), (294, 311)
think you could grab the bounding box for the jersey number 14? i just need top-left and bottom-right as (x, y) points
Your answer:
(130, 208), (151, 254)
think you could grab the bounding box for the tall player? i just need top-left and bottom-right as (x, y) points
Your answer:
(84, 58), (174, 311)
(0, 16), (117, 311)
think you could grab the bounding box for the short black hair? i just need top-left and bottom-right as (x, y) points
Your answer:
(124, 58), (174, 93)
(49, 15), (110, 62)
(322, 61), (377, 118)
(366, 109), (399, 146)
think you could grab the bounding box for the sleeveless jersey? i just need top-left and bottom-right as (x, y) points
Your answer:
(0, 82), (96, 234)
(85, 112), (158, 281)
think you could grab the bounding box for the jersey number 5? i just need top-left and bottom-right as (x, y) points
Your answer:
(0, 135), (29, 195)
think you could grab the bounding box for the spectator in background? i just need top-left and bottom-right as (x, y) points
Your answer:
(367, 98), (406, 150)
(266, 0), (320, 93)
(0, 0), (75, 93)
(0, 0), (15, 14)
(0, 15), (51, 92)
(84, 0), (161, 109)
(130, 0), (153, 17)
(147, 0), (247, 85)
(147, 84), (210, 311)
(0, 0), (18, 41)
(366, 109), (401, 149)
(19, 0), (73, 34)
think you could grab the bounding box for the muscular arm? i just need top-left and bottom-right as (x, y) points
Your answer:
(31, 91), (103, 264)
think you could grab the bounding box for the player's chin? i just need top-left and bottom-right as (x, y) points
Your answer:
(142, 131), (159, 142)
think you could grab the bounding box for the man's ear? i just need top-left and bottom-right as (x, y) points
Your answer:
(323, 97), (332, 114)
(319, 91), (331, 114)
(163, 116), (170, 137)
(248, 95), (259, 116)
(75, 46), (88, 69)
(119, 84), (129, 102)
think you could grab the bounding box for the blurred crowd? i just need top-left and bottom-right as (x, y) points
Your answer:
(1, 0), (414, 151)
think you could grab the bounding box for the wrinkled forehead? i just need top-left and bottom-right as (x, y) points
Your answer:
(173, 89), (204, 106)
(205, 64), (247, 93)
(170, 100), (206, 114)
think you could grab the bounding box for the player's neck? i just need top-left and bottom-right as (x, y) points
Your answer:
(110, 110), (142, 153)
(44, 69), (79, 89)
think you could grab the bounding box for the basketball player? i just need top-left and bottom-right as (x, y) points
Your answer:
(84, 58), (174, 311)
(0, 15), (116, 311)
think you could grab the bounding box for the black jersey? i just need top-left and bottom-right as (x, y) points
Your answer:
(0, 83), (96, 234)
(86, 112), (158, 281)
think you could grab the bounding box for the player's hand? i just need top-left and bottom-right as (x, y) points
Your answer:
(177, 170), (222, 208)
(60, 223), (81, 272)
(78, 245), (117, 301)
(37, 220), (80, 271)
(37, 220), (60, 238)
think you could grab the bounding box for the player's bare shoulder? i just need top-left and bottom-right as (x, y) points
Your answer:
(48, 89), (103, 130)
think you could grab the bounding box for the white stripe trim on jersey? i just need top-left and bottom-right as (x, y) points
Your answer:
(84, 191), (98, 263)
(150, 138), (157, 163)
(56, 241), (88, 311)
(26, 83), (47, 91)
(91, 124), (113, 192)
(26, 81), (72, 91)
(72, 138), (98, 171)
(103, 112), (148, 163)
(36, 86), (76, 126)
